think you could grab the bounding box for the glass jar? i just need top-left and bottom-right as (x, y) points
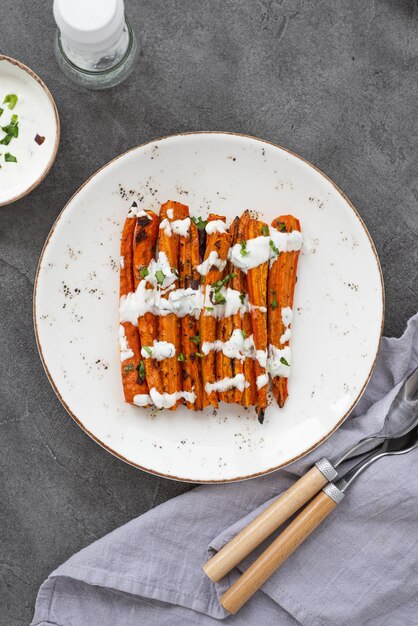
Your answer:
(53, 0), (138, 90)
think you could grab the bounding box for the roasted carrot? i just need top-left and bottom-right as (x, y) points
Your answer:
(119, 209), (149, 404)
(228, 212), (256, 407)
(179, 217), (204, 410)
(268, 215), (301, 408)
(245, 216), (269, 422)
(133, 210), (162, 397)
(158, 200), (189, 409)
(200, 214), (231, 407)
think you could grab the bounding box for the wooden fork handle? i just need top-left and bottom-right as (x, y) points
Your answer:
(220, 485), (344, 615)
(203, 459), (336, 583)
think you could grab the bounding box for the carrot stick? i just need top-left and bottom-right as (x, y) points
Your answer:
(229, 212), (256, 407)
(268, 215), (301, 408)
(119, 209), (149, 404)
(158, 200), (189, 409)
(200, 214), (231, 408)
(245, 216), (269, 422)
(179, 218), (204, 410)
(133, 210), (162, 397)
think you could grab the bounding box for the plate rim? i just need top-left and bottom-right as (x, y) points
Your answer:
(0, 54), (61, 207)
(33, 131), (385, 483)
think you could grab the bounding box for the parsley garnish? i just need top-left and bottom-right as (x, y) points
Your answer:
(205, 306), (214, 312)
(240, 240), (250, 256)
(269, 240), (280, 257)
(191, 216), (208, 230)
(123, 363), (134, 373)
(137, 361), (146, 379)
(191, 335), (200, 346)
(3, 94), (18, 110)
(177, 353), (187, 362)
(277, 221), (287, 232)
(271, 291), (278, 310)
(155, 269), (165, 285)
(0, 108), (3, 117)
(4, 153), (17, 163)
(239, 292), (246, 305)
(211, 272), (236, 292)
(280, 356), (290, 367)
(261, 225), (269, 236)
(196, 352), (204, 358)
(139, 267), (149, 278)
(214, 291), (226, 304)
(143, 346), (153, 356)
(241, 329), (247, 338)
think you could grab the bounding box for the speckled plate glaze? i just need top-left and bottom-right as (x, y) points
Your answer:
(34, 132), (384, 482)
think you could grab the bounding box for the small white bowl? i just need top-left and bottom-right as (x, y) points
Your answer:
(0, 55), (60, 206)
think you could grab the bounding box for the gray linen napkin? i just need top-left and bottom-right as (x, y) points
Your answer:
(32, 313), (418, 626)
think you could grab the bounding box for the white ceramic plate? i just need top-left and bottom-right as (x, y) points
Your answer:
(0, 55), (60, 206)
(34, 133), (384, 482)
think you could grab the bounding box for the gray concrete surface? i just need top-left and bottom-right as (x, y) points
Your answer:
(1, 0), (417, 623)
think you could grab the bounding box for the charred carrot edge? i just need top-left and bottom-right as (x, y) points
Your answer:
(269, 215), (301, 408)
(200, 214), (231, 408)
(230, 212), (255, 407)
(120, 213), (149, 404)
(134, 210), (162, 397)
(158, 201), (189, 409)
(245, 216), (269, 423)
(179, 218), (204, 410)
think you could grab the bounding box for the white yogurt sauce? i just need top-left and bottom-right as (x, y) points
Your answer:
(268, 345), (291, 378)
(133, 394), (151, 407)
(147, 252), (178, 288)
(0, 60), (58, 204)
(280, 306), (293, 344)
(120, 256), (125, 268)
(166, 208), (174, 219)
(205, 373), (249, 395)
(228, 232), (303, 272)
(127, 204), (151, 219)
(159, 218), (172, 236)
(205, 220), (227, 235)
(202, 329), (254, 360)
(149, 388), (196, 409)
(159, 217), (191, 237)
(119, 324), (134, 361)
(141, 340), (175, 361)
(256, 374), (269, 389)
(197, 251), (227, 276)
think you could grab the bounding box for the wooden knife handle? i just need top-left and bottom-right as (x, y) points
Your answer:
(220, 489), (339, 614)
(203, 463), (334, 583)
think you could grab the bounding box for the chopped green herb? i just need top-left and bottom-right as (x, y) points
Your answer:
(137, 361), (146, 379)
(3, 94), (18, 110)
(0, 134), (13, 146)
(143, 346), (153, 356)
(4, 152), (17, 163)
(277, 221), (287, 232)
(211, 272), (237, 292)
(10, 114), (18, 125)
(239, 292), (246, 305)
(196, 352), (204, 358)
(269, 240), (280, 257)
(177, 353), (187, 362)
(190, 335), (200, 346)
(271, 291), (278, 310)
(261, 225), (269, 236)
(155, 269), (165, 285)
(214, 291), (226, 304)
(241, 329), (247, 338)
(280, 356), (290, 367)
(0, 108), (3, 117)
(123, 363), (135, 373)
(191, 216), (208, 230)
(240, 240), (250, 257)
(139, 266), (149, 278)
(205, 306), (214, 312)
